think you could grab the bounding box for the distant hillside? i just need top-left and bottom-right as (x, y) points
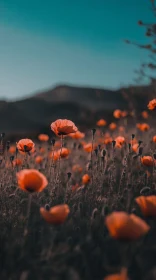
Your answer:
(34, 84), (154, 110)
(34, 85), (128, 110)
(0, 83), (155, 137)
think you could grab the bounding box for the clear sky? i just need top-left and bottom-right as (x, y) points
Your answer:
(0, 0), (154, 100)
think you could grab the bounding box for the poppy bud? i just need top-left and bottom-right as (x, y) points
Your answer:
(86, 161), (92, 170)
(78, 202), (83, 210)
(10, 156), (14, 162)
(101, 149), (106, 157)
(67, 172), (71, 180)
(138, 140), (143, 146)
(133, 155), (138, 159)
(45, 204), (50, 211)
(94, 148), (98, 156)
(112, 140), (116, 148)
(98, 145), (101, 151)
(91, 128), (96, 136)
(6, 141), (10, 150)
(131, 134), (135, 139)
(140, 187), (151, 195)
(138, 147), (143, 155)
(91, 208), (98, 219)
(131, 208), (137, 214)
(78, 144), (82, 150)
(51, 138), (55, 146)
(73, 142), (77, 149)
(0, 133), (5, 140)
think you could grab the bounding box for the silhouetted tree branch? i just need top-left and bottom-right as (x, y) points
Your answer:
(125, 0), (156, 85)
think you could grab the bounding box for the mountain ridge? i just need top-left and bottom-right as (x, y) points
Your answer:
(0, 83), (154, 137)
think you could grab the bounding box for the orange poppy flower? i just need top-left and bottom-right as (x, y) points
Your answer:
(121, 111), (128, 117)
(35, 156), (44, 164)
(141, 111), (149, 119)
(105, 211), (150, 240)
(82, 174), (90, 184)
(132, 143), (138, 153)
(137, 123), (150, 131)
(16, 139), (35, 153)
(115, 136), (125, 146)
(115, 142), (123, 149)
(9, 146), (16, 154)
(58, 148), (70, 158)
(17, 169), (48, 193)
(69, 131), (85, 139)
(136, 123), (141, 130)
(39, 147), (46, 154)
(38, 134), (49, 142)
(54, 141), (61, 148)
(13, 158), (22, 167)
(72, 164), (83, 173)
(141, 156), (154, 167)
(51, 119), (78, 136)
(113, 109), (122, 119)
(148, 99), (156, 110)
(109, 123), (117, 130)
(49, 150), (60, 161)
(105, 132), (111, 137)
(40, 204), (70, 225)
(30, 146), (36, 154)
(72, 183), (80, 192)
(136, 195), (156, 217)
(80, 140), (86, 147)
(19, 146), (36, 156)
(96, 119), (107, 127)
(104, 267), (128, 280)
(118, 126), (125, 132)
(153, 135), (156, 143)
(104, 136), (113, 145)
(131, 138), (137, 145)
(96, 129), (102, 137)
(83, 143), (96, 153)
(98, 137), (104, 144)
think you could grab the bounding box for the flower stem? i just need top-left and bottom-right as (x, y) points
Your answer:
(24, 194), (32, 236)
(57, 135), (63, 181)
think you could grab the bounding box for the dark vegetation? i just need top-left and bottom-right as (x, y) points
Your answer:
(0, 83), (155, 138)
(1, 118), (156, 280)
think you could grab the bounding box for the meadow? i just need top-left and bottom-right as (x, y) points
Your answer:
(1, 101), (156, 280)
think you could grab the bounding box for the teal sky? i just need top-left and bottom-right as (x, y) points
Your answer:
(0, 0), (154, 100)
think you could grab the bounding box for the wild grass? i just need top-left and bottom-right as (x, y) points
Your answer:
(0, 114), (156, 280)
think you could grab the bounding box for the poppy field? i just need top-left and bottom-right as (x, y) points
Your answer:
(1, 100), (156, 280)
